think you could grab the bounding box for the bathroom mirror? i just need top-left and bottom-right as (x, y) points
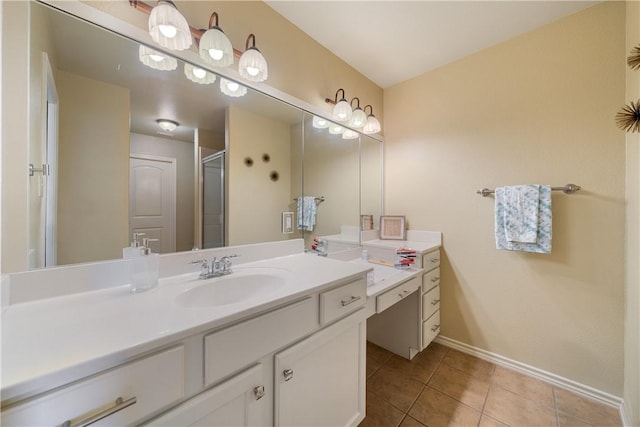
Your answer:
(1, 0), (382, 272)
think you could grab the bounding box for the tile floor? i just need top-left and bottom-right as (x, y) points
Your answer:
(360, 341), (622, 427)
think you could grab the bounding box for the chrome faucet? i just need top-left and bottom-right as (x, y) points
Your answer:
(191, 254), (238, 279)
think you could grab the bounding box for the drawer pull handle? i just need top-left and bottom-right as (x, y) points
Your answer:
(254, 385), (266, 400)
(431, 258), (439, 263)
(431, 324), (441, 332)
(62, 396), (137, 427)
(283, 369), (294, 382)
(340, 295), (361, 307)
(397, 289), (410, 298)
(431, 277), (440, 283)
(431, 299), (440, 306)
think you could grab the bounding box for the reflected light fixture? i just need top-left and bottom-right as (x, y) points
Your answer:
(342, 129), (359, 140)
(157, 119), (179, 132)
(312, 116), (330, 129)
(139, 45), (177, 70)
(239, 34), (268, 82)
(148, 0), (192, 51)
(348, 97), (367, 129)
(220, 78), (247, 97)
(184, 63), (216, 84)
(363, 105), (382, 134)
(331, 89), (352, 123)
(328, 123), (345, 135)
(199, 12), (234, 67)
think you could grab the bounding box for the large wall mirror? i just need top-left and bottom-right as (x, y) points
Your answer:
(2, 0), (383, 272)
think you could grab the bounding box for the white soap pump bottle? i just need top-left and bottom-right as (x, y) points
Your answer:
(123, 232), (144, 259)
(130, 238), (159, 293)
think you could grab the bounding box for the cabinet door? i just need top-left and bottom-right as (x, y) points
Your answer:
(274, 311), (365, 427)
(147, 364), (265, 427)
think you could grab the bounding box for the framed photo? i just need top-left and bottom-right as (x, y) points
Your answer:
(380, 215), (406, 240)
(281, 211), (294, 234)
(360, 214), (373, 231)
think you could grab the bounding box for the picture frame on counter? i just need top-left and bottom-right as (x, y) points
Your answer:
(360, 214), (373, 231)
(380, 215), (406, 240)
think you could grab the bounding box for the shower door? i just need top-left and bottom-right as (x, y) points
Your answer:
(202, 151), (225, 249)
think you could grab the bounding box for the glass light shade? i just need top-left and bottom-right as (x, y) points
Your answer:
(349, 107), (367, 128)
(139, 45), (177, 71)
(157, 119), (178, 131)
(148, 1), (192, 51)
(184, 63), (216, 85)
(239, 48), (268, 82)
(328, 123), (345, 135)
(199, 27), (234, 67)
(312, 116), (330, 129)
(342, 129), (359, 140)
(363, 115), (382, 134)
(220, 78), (247, 97)
(332, 100), (352, 122)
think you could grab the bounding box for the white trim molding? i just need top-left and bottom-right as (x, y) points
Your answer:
(434, 335), (628, 424)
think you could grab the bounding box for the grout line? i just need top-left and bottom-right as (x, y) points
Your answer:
(553, 386), (561, 427)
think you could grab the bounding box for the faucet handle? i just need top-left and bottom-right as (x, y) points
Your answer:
(220, 254), (238, 273)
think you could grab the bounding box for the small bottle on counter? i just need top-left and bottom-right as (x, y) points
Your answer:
(123, 232), (144, 259)
(130, 238), (159, 293)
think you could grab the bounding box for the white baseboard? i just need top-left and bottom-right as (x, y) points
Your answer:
(433, 335), (628, 424)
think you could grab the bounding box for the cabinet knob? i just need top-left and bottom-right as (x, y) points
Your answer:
(283, 369), (294, 382)
(431, 324), (441, 332)
(431, 298), (440, 306)
(254, 385), (265, 400)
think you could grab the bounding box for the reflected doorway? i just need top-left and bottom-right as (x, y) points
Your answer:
(202, 151), (225, 249)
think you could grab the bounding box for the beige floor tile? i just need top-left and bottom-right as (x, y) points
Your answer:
(408, 387), (481, 427)
(484, 384), (558, 427)
(442, 349), (495, 381)
(382, 352), (441, 384)
(367, 341), (394, 364)
(558, 413), (595, 427)
(367, 356), (382, 378)
(424, 341), (450, 359)
(368, 366), (425, 413)
(492, 365), (555, 408)
(428, 363), (490, 410)
(359, 391), (405, 427)
(399, 415), (427, 427)
(554, 388), (621, 427)
(479, 414), (510, 427)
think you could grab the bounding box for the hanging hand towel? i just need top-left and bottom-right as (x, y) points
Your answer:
(503, 185), (540, 243)
(296, 196), (317, 231)
(495, 185), (552, 254)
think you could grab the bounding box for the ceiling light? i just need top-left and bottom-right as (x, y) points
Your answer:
(329, 123), (345, 135)
(220, 78), (247, 97)
(156, 119), (179, 132)
(312, 116), (330, 129)
(363, 105), (382, 134)
(148, 0), (192, 51)
(139, 45), (177, 70)
(342, 129), (359, 140)
(239, 34), (268, 82)
(199, 12), (234, 67)
(184, 63), (216, 84)
(331, 89), (352, 123)
(348, 97), (367, 129)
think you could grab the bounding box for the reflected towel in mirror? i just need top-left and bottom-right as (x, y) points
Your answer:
(297, 196), (317, 231)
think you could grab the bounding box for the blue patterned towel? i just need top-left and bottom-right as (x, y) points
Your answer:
(495, 185), (552, 254)
(503, 185), (539, 243)
(296, 196), (317, 231)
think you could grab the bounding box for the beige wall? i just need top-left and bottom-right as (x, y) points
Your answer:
(624, 0), (640, 423)
(384, 2), (626, 395)
(227, 106), (293, 246)
(57, 71), (130, 265)
(130, 133), (195, 253)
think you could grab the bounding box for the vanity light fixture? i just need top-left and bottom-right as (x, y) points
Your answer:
(239, 34), (268, 82)
(348, 97), (367, 129)
(157, 119), (179, 132)
(363, 105), (382, 134)
(330, 89), (352, 123)
(199, 12), (234, 67)
(328, 123), (345, 135)
(138, 45), (177, 70)
(184, 63), (216, 84)
(148, 0), (192, 51)
(342, 129), (359, 140)
(220, 78), (247, 97)
(312, 116), (330, 129)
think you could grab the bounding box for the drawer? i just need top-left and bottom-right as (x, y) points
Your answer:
(205, 296), (318, 386)
(422, 267), (440, 293)
(423, 249), (440, 272)
(2, 346), (185, 426)
(422, 311), (441, 349)
(320, 277), (366, 325)
(376, 276), (420, 313)
(422, 285), (440, 320)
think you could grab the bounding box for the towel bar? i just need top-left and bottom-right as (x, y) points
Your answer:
(293, 196), (325, 203)
(476, 184), (581, 197)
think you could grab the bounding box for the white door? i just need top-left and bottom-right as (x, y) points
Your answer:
(129, 154), (176, 254)
(146, 364), (265, 426)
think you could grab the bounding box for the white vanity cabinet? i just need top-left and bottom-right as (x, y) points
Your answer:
(420, 249), (441, 350)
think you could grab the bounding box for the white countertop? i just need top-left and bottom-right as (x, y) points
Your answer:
(1, 253), (371, 403)
(362, 239), (440, 254)
(350, 259), (423, 297)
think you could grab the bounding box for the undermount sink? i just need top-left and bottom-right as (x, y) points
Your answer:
(175, 267), (291, 308)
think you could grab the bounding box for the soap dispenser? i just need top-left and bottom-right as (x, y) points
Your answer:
(130, 238), (159, 293)
(123, 232), (144, 259)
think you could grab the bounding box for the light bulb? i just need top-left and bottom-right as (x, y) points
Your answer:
(158, 24), (177, 39)
(246, 66), (260, 77)
(192, 67), (206, 79)
(227, 82), (239, 91)
(209, 49), (224, 60)
(150, 53), (164, 62)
